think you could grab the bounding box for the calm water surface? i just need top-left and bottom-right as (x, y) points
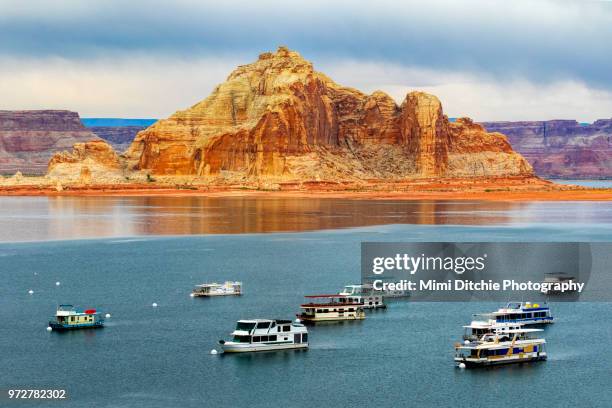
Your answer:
(1, 196), (612, 242)
(1, 197), (611, 407)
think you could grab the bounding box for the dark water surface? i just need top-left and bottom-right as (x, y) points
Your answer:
(1, 198), (612, 407)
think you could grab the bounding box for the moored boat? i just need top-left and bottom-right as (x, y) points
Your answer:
(48, 305), (104, 330)
(462, 320), (522, 342)
(219, 319), (308, 353)
(297, 295), (366, 322)
(192, 281), (242, 297)
(338, 284), (386, 309)
(454, 328), (547, 368)
(480, 301), (553, 325)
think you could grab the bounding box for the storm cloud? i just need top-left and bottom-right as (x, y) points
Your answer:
(1, 0), (612, 120)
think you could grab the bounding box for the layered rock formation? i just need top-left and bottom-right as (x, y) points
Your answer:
(47, 140), (124, 183)
(0, 110), (101, 175)
(481, 120), (612, 178)
(122, 47), (532, 181)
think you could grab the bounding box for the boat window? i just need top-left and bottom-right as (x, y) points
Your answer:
(253, 336), (261, 342)
(270, 322), (276, 328)
(295, 334), (302, 343)
(236, 322), (256, 331)
(282, 326), (290, 332)
(269, 335), (277, 342)
(348, 308), (354, 312)
(256, 322), (271, 329)
(302, 333), (308, 343)
(260, 336), (269, 342)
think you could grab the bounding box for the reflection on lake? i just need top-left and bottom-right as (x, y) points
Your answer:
(0, 196), (611, 242)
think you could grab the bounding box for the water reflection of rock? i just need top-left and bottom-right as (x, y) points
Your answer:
(44, 196), (525, 238)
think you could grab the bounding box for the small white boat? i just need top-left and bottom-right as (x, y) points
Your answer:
(338, 284), (386, 309)
(219, 319), (308, 353)
(541, 272), (577, 294)
(454, 328), (547, 368)
(192, 281), (242, 297)
(297, 295), (365, 322)
(478, 302), (553, 325)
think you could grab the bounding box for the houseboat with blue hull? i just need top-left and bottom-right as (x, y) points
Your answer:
(454, 329), (547, 368)
(481, 302), (553, 325)
(48, 305), (104, 330)
(219, 319), (308, 353)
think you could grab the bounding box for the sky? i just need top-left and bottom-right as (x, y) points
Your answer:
(1, 0), (612, 122)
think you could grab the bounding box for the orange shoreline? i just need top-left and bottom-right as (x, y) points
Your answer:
(1, 183), (612, 201)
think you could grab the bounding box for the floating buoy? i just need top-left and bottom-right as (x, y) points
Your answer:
(295, 318), (301, 323)
(189, 293), (195, 298)
(105, 313), (111, 319)
(464, 340), (470, 345)
(55, 281), (61, 286)
(28, 290), (34, 295)
(152, 302), (158, 308)
(459, 363), (466, 369)
(46, 326), (52, 332)
(210, 349), (218, 355)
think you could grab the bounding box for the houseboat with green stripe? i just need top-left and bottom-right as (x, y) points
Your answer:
(48, 305), (104, 331)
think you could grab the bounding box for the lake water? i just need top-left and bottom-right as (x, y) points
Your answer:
(1, 197), (611, 408)
(548, 179), (612, 188)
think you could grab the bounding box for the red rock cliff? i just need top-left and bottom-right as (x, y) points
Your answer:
(122, 46), (533, 180)
(0, 110), (101, 175)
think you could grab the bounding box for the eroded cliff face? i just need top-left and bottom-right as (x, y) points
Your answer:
(47, 140), (124, 183)
(0, 110), (101, 175)
(481, 120), (612, 178)
(94, 47), (531, 181)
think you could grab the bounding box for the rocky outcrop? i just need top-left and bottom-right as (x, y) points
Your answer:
(0, 110), (101, 175)
(125, 47), (532, 181)
(89, 126), (148, 152)
(47, 140), (124, 183)
(481, 120), (612, 178)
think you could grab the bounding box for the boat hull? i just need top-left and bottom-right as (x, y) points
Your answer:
(221, 342), (308, 353)
(48, 322), (104, 331)
(455, 352), (547, 368)
(297, 314), (365, 322)
(192, 292), (241, 297)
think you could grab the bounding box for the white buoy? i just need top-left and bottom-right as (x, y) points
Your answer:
(464, 340), (470, 345)
(189, 293), (195, 298)
(210, 349), (218, 355)
(46, 326), (52, 332)
(459, 363), (466, 369)
(152, 302), (158, 308)
(55, 281), (61, 286)
(28, 289), (34, 295)
(105, 313), (111, 319)
(295, 318), (301, 323)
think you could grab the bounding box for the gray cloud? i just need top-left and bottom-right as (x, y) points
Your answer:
(2, 0), (612, 90)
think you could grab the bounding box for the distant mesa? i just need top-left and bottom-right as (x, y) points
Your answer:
(481, 120), (612, 179)
(0, 110), (101, 175)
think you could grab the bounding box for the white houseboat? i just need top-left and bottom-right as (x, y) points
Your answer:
(454, 329), (547, 367)
(462, 320), (522, 341)
(338, 284), (386, 309)
(219, 319), (308, 353)
(192, 281), (242, 297)
(297, 295), (366, 322)
(481, 302), (553, 325)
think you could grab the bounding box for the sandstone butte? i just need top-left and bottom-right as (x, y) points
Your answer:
(45, 46), (536, 187)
